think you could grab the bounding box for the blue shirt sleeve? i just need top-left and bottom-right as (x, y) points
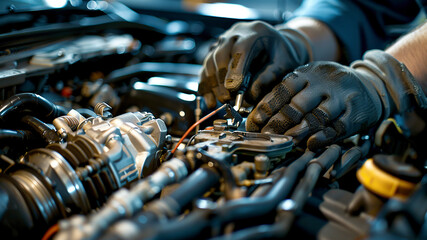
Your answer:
(291, 0), (423, 62)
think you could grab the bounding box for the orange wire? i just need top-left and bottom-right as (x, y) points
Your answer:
(42, 223), (59, 240)
(171, 104), (226, 154)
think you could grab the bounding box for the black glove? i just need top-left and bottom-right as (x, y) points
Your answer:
(198, 21), (313, 109)
(247, 50), (427, 150)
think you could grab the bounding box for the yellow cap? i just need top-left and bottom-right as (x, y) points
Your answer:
(357, 159), (417, 200)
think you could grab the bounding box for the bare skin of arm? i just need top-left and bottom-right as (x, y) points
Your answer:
(386, 22), (427, 134)
(284, 17), (342, 62)
(386, 22), (427, 95)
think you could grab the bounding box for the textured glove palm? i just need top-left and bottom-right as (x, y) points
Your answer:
(198, 21), (312, 108)
(247, 50), (427, 150)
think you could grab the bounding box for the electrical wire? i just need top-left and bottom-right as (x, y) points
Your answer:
(42, 223), (59, 240)
(185, 134), (197, 148)
(171, 104), (227, 154)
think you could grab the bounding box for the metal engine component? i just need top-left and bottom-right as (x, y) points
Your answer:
(77, 110), (167, 180)
(52, 128), (295, 240)
(55, 157), (189, 240)
(0, 108), (167, 239)
(193, 129), (293, 158)
(0, 1), (425, 238)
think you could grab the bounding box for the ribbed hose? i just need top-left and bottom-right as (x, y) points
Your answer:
(21, 116), (60, 144)
(55, 158), (189, 240)
(55, 116), (79, 131)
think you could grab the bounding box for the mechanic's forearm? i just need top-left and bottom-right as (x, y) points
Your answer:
(386, 22), (427, 95)
(283, 17), (341, 62)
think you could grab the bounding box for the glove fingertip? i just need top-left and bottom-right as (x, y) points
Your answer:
(247, 80), (262, 103)
(251, 109), (269, 125)
(203, 93), (217, 109)
(224, 73), (243, 92)
(246, 113), (261, 132)
(307, 127), (337, 151)
(260, 126), (274, 134)
(284, 120), (309, 144)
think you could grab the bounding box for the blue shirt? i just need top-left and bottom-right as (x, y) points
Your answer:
(292, 0), (426, 62)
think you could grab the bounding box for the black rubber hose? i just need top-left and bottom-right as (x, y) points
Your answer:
(222, 145), (341, 240)
(0, 129), (32, 144)
(166, 166), (220, 211)
(215, 150), (316, 224)
(306, 145), (341, 173)
(250, 167), (286, 198)
(269, 145), (341, 239)
(211, 212), (327, 240)
(137, 151), (316, 240)
(20, 116), (60, 144)
(102, 166), (221, 240)
(0, 93), (67, 126)
(333, 140), (371, 179)
(198, 148), (240, 200)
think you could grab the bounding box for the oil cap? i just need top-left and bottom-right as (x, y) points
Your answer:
(356, 156), (420, 200)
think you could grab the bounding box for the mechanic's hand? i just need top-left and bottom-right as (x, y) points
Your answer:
(198, 21), (313, 109)
(247, 50), (427, 150)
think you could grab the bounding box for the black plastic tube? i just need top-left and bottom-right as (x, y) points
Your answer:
(215, 151), (316, 223)
(101, 166), (221, 240)
(250, 167), (286, 198)
(222, 145), (342, 240)
(212, 212), (327, 240)
(137, 151), (316, 240)
(0, 129), (32, 144)
(198, 148), (240, 200)
(270, 145), (341, 239)
(0, 93), (67, 126)
(167, 166), (220, 210)
(333, 140), (371, 179)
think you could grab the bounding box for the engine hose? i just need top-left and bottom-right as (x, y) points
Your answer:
(332, 139), (371, 179)
(249, 167), (286, 198)
(166, 166), (220, 211)
(21, 116), (60, 144)
(214, 150), (316, 224)
(210, 213), (327, 240)
(288, 145), (341, 214)
(198, 148), (241, 200)
(144, 165), (219, 217)
(0, 93), (68, 126)
(54, 157), (190, 240)
(101, 165), (220, 240)
(129, 151), (316, 240)
(220, 145), (342, 240)
(0, 129), (32, 144)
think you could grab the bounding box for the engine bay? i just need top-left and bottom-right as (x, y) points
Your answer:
(0, 1), (426, 240)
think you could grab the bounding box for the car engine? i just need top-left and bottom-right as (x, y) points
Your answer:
(0, 1), (426, 240)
